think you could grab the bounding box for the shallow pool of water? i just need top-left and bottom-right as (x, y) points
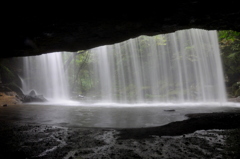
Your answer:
(1, 102), (240, 128)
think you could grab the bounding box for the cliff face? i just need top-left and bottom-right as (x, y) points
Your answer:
(2, 1), (240, 58)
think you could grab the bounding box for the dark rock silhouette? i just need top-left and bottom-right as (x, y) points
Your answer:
(22, 90), (47, 103)
(2, 2), (240, 58)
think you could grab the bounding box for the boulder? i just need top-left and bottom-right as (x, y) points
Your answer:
(29, 90), (37, 96)
(164, 109), (176, 112)
(22, 90), (48, 103)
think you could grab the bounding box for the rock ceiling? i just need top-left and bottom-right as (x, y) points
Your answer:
(2, 1), (240, 58)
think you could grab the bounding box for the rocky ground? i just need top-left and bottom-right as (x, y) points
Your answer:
(0, 111), (240, 159)
(0, 92), (22, 106)
(1, 92), (240, 159)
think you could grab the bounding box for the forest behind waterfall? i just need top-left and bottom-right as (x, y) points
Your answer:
(63, 30), (240, 99)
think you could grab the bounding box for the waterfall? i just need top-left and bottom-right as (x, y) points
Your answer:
(21, 52), (69, 101)
(20, 29), (227, 104)
(88, 29), (227, 103)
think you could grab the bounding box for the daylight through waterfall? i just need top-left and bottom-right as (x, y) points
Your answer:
(20, 29), (227, 104)
(87, 29), (227, 103)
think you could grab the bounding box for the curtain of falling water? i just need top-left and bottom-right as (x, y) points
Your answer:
(21, 52), (69, 101)
(20, 29), (226, 104)
(89, 29), (227, 103)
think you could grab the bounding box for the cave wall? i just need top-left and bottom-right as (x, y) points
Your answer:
(2, 1), (240, 58)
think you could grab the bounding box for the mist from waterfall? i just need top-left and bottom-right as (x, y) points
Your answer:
(20, 29), (227, 105)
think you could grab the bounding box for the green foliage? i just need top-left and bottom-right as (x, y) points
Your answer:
(0, 64), (16, 84)
(63, 51), (94, 95)
(218, 30), (240, 92)
(218, 30), (240, 43)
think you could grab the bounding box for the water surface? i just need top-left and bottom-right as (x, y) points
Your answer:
(1, 103), (239, 128)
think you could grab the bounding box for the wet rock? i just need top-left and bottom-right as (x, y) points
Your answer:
(164, 109), (175, 112)
(2, 104), (7, 107)
(22, 90), (48, 103)
(29, 90), (37, 96)
(0, 91), (22, 105)
(74, 152), (78, 156)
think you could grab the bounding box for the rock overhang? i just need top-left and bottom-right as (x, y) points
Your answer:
(2, 1), (240, 58)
